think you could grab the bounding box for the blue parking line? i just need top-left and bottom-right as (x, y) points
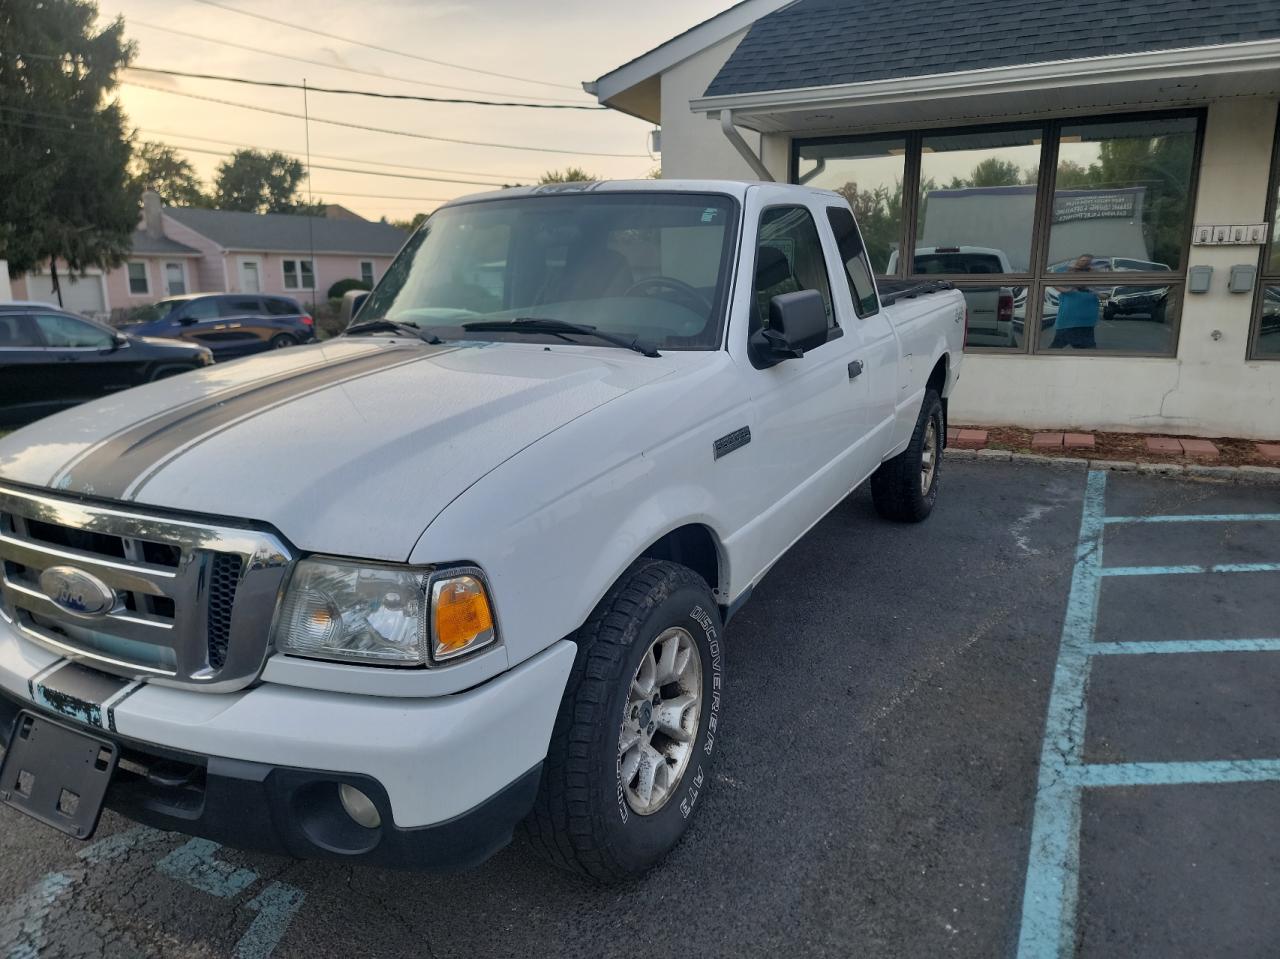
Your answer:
(156, 839), (259, 899)
(1074, 760), (1280, 788)
(1100, 562), (1280, 577)
(1104, 514), (1280, 524)
(1090, 639), (1280, 655)
(1019, 477), (1280, 958)
(1016, 470), (1108, 959)
(235, 883), (307, 959)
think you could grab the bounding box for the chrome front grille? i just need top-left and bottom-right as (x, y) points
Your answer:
(0, 485), (292, 692)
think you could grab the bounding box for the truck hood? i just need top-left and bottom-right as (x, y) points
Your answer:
(0, 338), (674, 561)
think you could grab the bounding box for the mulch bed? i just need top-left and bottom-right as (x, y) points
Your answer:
(963, 426), (1275, 468)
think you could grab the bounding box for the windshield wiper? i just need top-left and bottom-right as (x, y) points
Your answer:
(461, 317), (660, 358)
(345, 319), (443, 345)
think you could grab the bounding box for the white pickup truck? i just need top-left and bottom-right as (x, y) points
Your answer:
(0, 180), (962, 880)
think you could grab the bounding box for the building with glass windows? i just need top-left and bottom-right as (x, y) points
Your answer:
(588, 0), (1280, 439)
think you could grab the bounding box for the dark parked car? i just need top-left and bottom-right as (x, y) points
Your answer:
(119, 294), (316, 359)
(0, 303), (213, 427)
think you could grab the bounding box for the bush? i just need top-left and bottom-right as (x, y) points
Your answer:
(312, 298), (346, 340)
(327, 277), (370, 300)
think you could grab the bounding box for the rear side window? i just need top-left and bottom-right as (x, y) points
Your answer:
(752, 206), (835, 335)
(826, 207), (880, 318)
(263, 298), (299, 316)
(220, 297), (263, 315)
(0, 313), (40, 348)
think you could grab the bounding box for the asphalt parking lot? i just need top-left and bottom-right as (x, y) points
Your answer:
(2, 460), (1278, 958)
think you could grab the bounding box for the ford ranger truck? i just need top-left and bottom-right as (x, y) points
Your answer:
(0, 180), (964, 880)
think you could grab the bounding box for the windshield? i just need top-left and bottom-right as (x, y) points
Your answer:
(357, 192), (739, 350)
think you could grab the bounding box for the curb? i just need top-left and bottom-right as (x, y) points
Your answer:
(946, 448), (1280, 485)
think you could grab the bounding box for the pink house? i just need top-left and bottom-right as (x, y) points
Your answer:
(10, 192), (409, 317)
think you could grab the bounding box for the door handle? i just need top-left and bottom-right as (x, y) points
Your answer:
(847, 359), (864, 379)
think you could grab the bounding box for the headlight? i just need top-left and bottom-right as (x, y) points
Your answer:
(272, 558), (498, 666)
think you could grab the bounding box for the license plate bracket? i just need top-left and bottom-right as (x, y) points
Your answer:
(0, 712), (117, 839)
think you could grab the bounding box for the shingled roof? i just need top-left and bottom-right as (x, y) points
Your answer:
(705, 0), (1280, 97)
(165, 207), (408, 255)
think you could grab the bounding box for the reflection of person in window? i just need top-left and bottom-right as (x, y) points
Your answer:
(1050, 254), (1100, 349)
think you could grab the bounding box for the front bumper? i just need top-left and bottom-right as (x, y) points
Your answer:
(0, 624), (576, 869)
(0, 690), (541, 870)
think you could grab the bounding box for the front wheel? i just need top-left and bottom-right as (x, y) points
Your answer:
(525, 559), (724, 882)
(870, 389), (943, 523)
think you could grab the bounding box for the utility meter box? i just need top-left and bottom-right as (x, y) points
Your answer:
(1188, 265), (1213, 293)
(1229, 264), (1257, 294)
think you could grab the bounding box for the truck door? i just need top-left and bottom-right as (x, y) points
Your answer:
(727, 190), (880, 579)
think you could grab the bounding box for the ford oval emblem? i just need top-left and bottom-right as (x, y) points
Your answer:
(38, 566), (117, 617)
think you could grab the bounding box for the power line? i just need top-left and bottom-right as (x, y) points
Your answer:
(0, 105), (540, 183)
(0, 98), (531, 178)
(0, 103), (545, 184)
(121, 63), (605, 110)
(3, 116), (459, 206)
(188, 0), (582, 92)
(122, 81), (650, 158)
(143, 128), (528, 181)
(156, 140), (527, 187)
(309, 190), (452, 203)
(126, 19), (590, 105)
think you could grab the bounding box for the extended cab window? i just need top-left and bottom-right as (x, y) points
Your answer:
(33, 314), (113, 349)
(826, 207), (879, 318)
(751, 206), (835, 335)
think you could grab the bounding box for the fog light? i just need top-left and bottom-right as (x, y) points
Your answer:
(338, 784), (382, 829)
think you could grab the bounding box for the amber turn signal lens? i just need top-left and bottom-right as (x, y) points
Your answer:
(432, 575), (495, 660)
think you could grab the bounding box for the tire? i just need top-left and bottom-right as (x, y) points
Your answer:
(269, 333), (296, 350)
(870, 389), (943, 523)
(525, 559), (724, 882)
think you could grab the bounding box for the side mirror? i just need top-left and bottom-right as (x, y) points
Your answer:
(340, 289), (369, 325)
(111, 333), (128, 350)
(749, 289), (830, 368)
(178, 316), (197, 326)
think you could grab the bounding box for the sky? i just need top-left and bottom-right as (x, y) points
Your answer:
(97, 0), (733, 222)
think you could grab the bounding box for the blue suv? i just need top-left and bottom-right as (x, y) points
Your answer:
(120, 294), (316, 360)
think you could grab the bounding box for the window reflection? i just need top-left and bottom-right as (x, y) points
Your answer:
(1258, 286), (1280, 358)
(957, 286), (1024, 350)
(1039, 281), (1176, 354)
(914, 128), (1042, 274)
(794, 137), (906, 273)
(1050, 117), (1197, 272)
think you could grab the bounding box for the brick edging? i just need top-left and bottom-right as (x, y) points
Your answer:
(946, 448), (1280, 485)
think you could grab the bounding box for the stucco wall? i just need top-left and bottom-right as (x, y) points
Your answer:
(659, 30), (789, 181)
(222, 252), (395, 300)
(949, 98), (1280, 439)
(160, 215), (228, 293)
(104, 257), (202, 307)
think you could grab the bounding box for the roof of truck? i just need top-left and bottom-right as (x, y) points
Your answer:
(440, 179), (840, 208)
